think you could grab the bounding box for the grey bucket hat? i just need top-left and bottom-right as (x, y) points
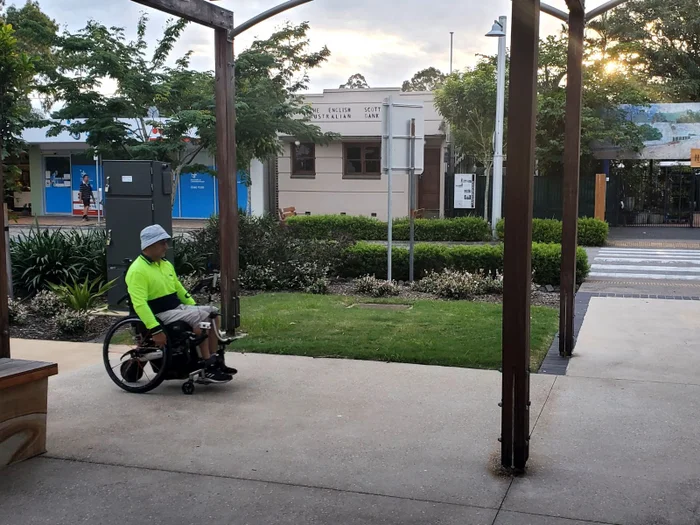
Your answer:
(140, 224), (171, 251)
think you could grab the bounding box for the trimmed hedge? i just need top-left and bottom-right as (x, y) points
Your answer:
(338, 242), (589, 285)
(495, 217), (608, 247)
(287, 215), (491, 242)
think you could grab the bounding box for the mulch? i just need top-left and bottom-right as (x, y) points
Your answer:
(10, 313), (116, 343)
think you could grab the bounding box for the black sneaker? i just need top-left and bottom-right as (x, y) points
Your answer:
(204, 367), (232, 383)
(215, 356), (238, 375)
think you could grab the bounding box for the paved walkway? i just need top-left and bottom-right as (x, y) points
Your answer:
(3, 318), (700, 524)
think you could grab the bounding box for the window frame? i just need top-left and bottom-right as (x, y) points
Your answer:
(291, 142), (316, 179)
(343, 142), (382, 180)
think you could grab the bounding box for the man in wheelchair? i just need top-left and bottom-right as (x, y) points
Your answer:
(125, 224), (236, 383)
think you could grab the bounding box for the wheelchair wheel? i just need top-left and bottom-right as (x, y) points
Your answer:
(103, 317), (170, 394)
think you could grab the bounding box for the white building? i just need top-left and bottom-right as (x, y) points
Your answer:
(275, 88), (446, 219)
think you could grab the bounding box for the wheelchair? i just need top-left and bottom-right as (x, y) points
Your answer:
(102, 270), (237, 395)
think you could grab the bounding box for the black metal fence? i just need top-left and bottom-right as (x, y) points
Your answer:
(444, 170), (597, 223)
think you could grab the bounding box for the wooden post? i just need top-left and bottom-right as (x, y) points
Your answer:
(502, 0), (540, 471)
(595, 173), (606, 221)
(559, 3), (585, 358)
(0, 139), (9, 359)
(215, 27), (239, 333)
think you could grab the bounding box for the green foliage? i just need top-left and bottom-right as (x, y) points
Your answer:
(286, 215), (491, 242)
(604, 0), (700, 101)
(577, 217), (609, 247)
(173, 234), (210, 277)
(10, 226), (107, 294)
(0, 19), (37, 194)
(338, 242), (588, 285)
(353, 275), (400, 297)
(49, 276), (116, 312)
(8, 297), (28, 325)
(435, 59), (501, 167)
(413, 270), (504, 299)
(402, 67), (446, 92)
(55, 309), (89, 335)
(536, 31), (653, 176)
(48, 18), (335, 187)
(339, 73), (369, 89)
(29, 289), (63, 316)
(496, 218), (608, 246)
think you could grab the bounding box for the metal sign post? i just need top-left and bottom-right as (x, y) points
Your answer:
(384, 99), (394, 281)
(409, 118), (417, 282)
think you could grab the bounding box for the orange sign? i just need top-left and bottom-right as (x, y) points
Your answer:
(692, 149), (700, 168)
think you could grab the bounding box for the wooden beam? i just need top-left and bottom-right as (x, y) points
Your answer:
(214, 28), (239, 332)
(559, 7), (585, 357)
(595, 174), (607, 221)
(565, 0), (585, 14)
(502, 0), (540, 472)
(131, 0), (234, 31)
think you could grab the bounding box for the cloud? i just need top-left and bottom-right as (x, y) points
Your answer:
(8, 0), (613, 92)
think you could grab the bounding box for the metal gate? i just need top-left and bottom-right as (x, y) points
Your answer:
(619, 163), (699, 227)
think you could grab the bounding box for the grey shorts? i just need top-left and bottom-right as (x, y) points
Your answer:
(156, 305), (218, 329)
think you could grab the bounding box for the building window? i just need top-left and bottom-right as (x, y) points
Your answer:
(291, 143), (316, 178)
(343, 143), (381, 179)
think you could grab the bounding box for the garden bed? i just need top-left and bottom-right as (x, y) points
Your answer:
(10, 312), (115, 343)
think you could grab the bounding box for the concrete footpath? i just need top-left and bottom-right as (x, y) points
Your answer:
(3, 296), (700, 525)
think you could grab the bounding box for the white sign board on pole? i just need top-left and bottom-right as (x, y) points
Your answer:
(454, 173), (476, 209)
(381, 97), (425, 281)
(381, 97), (425, 174)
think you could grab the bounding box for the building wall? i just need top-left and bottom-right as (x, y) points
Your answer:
(277, 88), (446, 219)
(278, 142), (410, 220)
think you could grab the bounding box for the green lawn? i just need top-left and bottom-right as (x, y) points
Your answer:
(237, 293), (558, 371)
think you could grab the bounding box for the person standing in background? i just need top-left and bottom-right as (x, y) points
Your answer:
(78, 173), (95, 221)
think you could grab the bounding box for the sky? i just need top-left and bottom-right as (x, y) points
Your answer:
(7, 0), (616, 93)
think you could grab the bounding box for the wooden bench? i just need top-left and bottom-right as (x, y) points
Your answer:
(278, 206), (297, 222)
(0, 358), (58, 468)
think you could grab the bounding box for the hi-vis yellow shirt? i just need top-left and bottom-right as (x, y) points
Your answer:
(125, 255), (195, 331)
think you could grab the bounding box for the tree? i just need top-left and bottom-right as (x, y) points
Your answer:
(535, 32), (652, 177)
(435, 59), (501, 221)
(605, 0), (700, 101)
(339, 73), (369, 89)
(402, 67), (446, 92)
(47, 18), (335, 201)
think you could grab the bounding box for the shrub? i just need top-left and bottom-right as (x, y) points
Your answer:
(413, 270), (504, 299)
(30, 290), (65, 317)
(8, 298), (29, 325)
(10, 226), (108, 294)
(354, 275), (401, 297)
(174, 235), (210, 276)
(49, 277), (116, 312)
(287, 215), (385, 240)
(339, 242), (588, 285)
(578, 217), (608, 247)
(55, 310), (90, 335)
(304, 277), (330, 295)
(286, 215), (491, 242)
(496, 217), (608, 246)
(531, 244), (589, 285)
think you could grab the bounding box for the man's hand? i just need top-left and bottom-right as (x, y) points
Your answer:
(152, 332), (167, 348)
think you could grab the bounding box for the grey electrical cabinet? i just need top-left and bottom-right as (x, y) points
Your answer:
(104, 160), (173, 307)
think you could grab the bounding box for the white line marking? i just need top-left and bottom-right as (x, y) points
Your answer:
(600, 249), (700, 255)
(591, 264), (700, 273)
(588, 272), (700, 281)
(595, 257), (700, 264)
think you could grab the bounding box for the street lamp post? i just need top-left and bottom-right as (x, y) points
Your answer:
(486, 16), (507, 237)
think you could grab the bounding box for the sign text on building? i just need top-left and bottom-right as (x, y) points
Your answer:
(311, 104), (383, 121)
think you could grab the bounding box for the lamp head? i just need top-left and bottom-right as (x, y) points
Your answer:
(486, 20), (506, 38)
